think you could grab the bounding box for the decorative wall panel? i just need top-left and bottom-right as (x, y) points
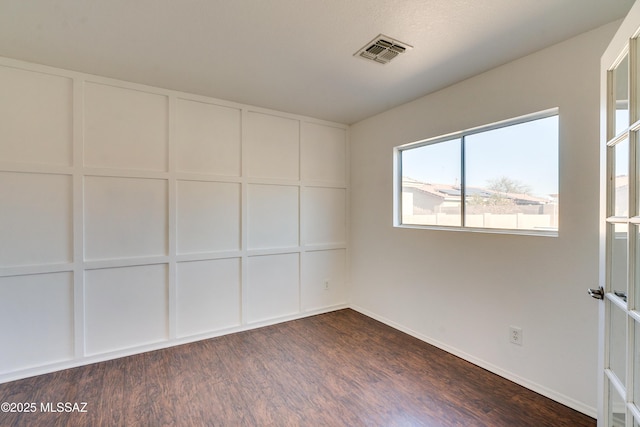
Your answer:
(84, 265), (168, 355)
(248, 184), (299, 250)
(176, 258), (241, 337)
(0, 172), (72, 267)
(303, 187), (347, 246)
(176, 180), (240, 254)
(245, 112), (299, 180)
(0, 66), (72, 167)
(175, 99), (241, 176)
(0, 273), (74, 373)
(84, 82), (168, 171)
(246, 254), (300, 323)
(84, 176), (168, 261)
(301, 122), (347, 184)
(302, 249), (347, 311)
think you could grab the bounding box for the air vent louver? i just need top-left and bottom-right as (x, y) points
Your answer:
(355, 35), (411, 65)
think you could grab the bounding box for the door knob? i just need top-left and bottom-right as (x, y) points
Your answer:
(588, 286), (604, 300)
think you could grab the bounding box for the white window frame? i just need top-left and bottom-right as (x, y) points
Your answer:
(393, 108), (559, 237)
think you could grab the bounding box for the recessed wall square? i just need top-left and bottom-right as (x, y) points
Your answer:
(85, 265), (168, 355)
(84, 82), (168, 171)
(176, 180), (240, 254)
(0, 272), (74, 373)
(301, 122), (346, 184)
(0, 66), (73, 167)
(245, 112), (299, 180)
(175, 99), (241, 176)
(84, 176), (167, 260)
(246, 254), (299, 323)
(0, 172), (72, 267)
(248, 184), (299, 250)
(176, 258), (241, 337)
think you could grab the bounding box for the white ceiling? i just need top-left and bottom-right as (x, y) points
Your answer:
(0, 0), (635, 124)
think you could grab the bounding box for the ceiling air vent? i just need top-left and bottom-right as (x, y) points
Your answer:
(354, 34), (412, 65)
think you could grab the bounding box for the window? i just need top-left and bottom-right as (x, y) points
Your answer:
(395, 109), (559, 236)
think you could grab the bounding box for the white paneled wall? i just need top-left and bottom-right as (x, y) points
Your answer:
(247, 184), (299, 250)
(84, 265), (169, 355)
(0, 172), (73, 266)
(175, 99), (241, 177)
(176, 259), (240, 337)
(0, 273), (74, 372)
(0, 67), (73, 167)
(246, 253), (300, 323)
(0, 57), (348, 382)
(84, 176), (168, 260)
(245, 112), (300, 180)
(84, 83), (169, 171)
(176, 181), (241, 254)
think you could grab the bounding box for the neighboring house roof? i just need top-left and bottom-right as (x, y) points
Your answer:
(401, 177), (554, 205)
(401, 178), (453, 200)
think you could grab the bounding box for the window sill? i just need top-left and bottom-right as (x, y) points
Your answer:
(394, 223), (558, 238)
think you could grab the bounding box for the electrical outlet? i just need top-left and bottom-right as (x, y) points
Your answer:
(509, 326), (523, 346)
(324, 279), (330, 290)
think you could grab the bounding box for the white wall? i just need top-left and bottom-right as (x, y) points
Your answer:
(349, 22), (619, 416)
(0, 58), (348, 382)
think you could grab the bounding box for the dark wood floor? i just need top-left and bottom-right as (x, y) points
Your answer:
(0, 309), (594, 426)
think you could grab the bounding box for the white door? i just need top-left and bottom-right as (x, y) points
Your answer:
(598, 2), (640, 426)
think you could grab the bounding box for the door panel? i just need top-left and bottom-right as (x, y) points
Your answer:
(608, 381), (625, 427)
(610, 301), (628, 387)
(601, 3), (640, 426)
